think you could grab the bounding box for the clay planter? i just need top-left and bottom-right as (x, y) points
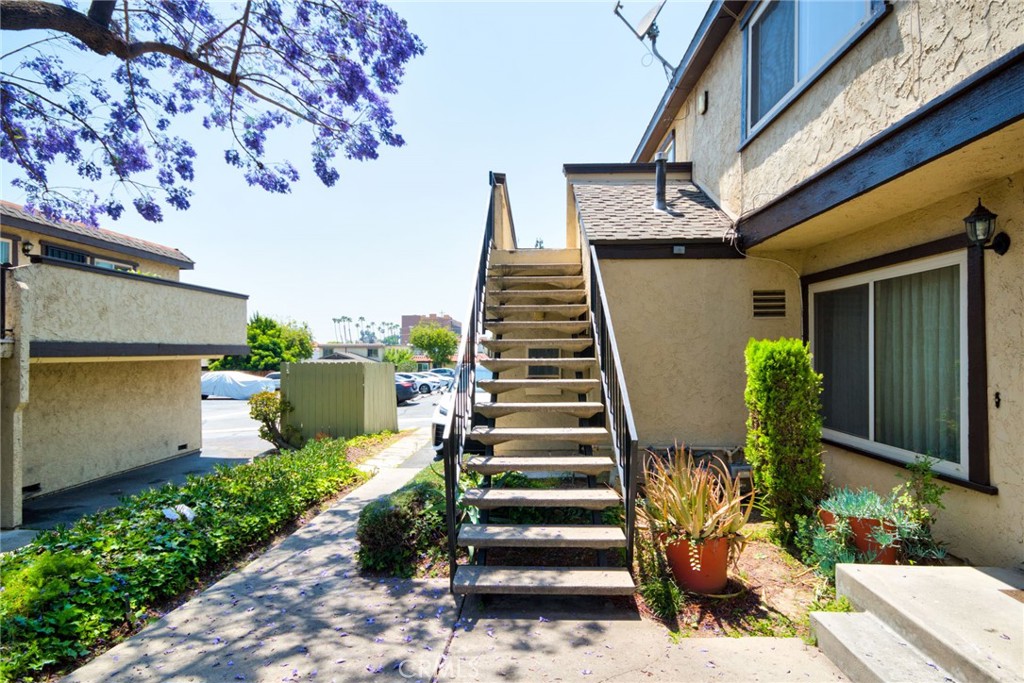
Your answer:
(664, 536), (730, 594)
(848, 516), (900, 565)
(818, 508), (836, 527)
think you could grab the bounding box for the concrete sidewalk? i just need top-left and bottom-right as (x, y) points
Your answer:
(65, 428), (845, 682)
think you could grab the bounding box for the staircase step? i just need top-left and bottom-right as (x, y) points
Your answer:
(487, 289), (587, 304)
(480, 358), (596, 372)
(481, 338), (593, 353)
(836, 565), (1024, 683)
(488, 263), (582, 276)
(465, 455), (613, 475)
(458, 524), (626, 549)
(486, 304), (590, 318)
(475, 401), (604, 418)
(490, 249), (581, 265)
(470, 426), (608, 445)
(463, 487), (620, 509)
(452, 566), (634, 595)
(479, 378), (600, 394)
(488, 275), (585, 289)
(811, 611), (954, 683)
(485, 320), (590, 335)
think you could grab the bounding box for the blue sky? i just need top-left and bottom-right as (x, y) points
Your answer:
(1, 1), (709, 343)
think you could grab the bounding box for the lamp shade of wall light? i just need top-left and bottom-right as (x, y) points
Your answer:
(20, 240), (33, 256)
(964, 198), (1010, 255)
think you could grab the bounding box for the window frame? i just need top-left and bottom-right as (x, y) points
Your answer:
(0, 237), (13, 266)
(740, 0), (890, 147)
(42, 242), (90, 264)
(808, 251), (969, 479)
(93, 258), (136, 272)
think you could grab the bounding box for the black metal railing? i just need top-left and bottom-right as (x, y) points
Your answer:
(441, 173), (502, 592)
(587, 245), (640, 570)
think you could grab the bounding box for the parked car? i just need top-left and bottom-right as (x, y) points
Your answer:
(265, 371), (281, 390)
(397, 372), (436, 395)
(201, 371), (276, 400)
(427, 367), (455, 379)
(395, 379), (417, 404)
(412, 372), (444, 393)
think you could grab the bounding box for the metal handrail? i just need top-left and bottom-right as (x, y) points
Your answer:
(1, 263), (11, 338)
(441, 173), (503, 592)
(587, 244), (640, 570)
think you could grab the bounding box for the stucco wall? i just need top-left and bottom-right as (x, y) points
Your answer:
(599, 257), (800, 449)
(14, 262), (246, 346)
(6, 227), (181, 280)
(658, 0), (1021, 216)
(21, 359), (201, 495)
(797, 173), (1024, 567)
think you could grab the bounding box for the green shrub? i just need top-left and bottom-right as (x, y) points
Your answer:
(356, 472), (446, 577)
(744, 338), (824, 544)
(0, 436), (367, 681)
(249, 391), (303, 450)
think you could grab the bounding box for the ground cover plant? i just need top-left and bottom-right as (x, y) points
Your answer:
(0, 435), (374, 681)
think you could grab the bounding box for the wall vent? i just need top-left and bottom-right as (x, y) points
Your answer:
(752, 290), (786, 318)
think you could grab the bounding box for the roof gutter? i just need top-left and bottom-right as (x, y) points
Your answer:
(631, 0), (747, 163)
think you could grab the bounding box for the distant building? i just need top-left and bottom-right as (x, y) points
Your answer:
(401, 313), (462, 345)
(316, 342), (384, 361)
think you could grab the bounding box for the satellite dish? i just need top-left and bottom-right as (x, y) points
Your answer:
(613, 0), (673, 80)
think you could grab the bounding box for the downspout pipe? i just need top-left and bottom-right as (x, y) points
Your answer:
(653, 152), (667, 211)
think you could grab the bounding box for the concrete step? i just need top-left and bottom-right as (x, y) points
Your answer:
(452, 565), (635, 595)
(470, 426), (609, 445)
(481, 338), (593, 353)
(488, 275), (585, 289)
(488, 263), (582, 276)
(485, 320), (591, 335)
(475, 401), (604, 418)
(463, 487), (620, 510)
(479, 378), (600, 394)
(486, 304), (590, 318)
(487, 289), (587, 304)
(480, 358), (596, 373)
(811, 611), (953, 683)
(836, 564), (1024, 683)
(464, 455), (613, 476)
(489, 248), (581, 266)
(458, 524), (626, 549)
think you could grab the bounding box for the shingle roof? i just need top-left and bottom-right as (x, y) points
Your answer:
(0, 201), (194, 268)
(572, 180), (734, 242)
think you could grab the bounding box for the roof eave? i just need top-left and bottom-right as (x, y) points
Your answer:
(631, 0), (747, 163)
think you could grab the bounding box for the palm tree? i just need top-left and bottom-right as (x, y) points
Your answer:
(332, 317), (342, 341)
(340, 316), (352, 342)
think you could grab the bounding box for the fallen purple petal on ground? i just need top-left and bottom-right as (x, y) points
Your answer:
(538, 616), (550, 623)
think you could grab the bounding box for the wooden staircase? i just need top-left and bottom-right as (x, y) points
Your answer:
(450, 249), (635, 596)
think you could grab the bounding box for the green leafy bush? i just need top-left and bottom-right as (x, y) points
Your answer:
(356, 468), (446, 577)
(744, 338), (824, 544)
(249, 390), (303, 450)
(0, 437), (366, 681)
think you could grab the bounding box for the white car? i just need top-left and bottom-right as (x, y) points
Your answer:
(412, 372), (444, 393)
(396, 372), (434, 395)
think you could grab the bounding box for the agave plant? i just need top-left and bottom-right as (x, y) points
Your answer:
(639, 449), (755, 568)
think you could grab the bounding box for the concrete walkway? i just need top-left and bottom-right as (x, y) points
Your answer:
(65, 429), (845, 682)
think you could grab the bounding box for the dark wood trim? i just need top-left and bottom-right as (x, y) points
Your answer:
(31, 341), (250, 358)
(1, 232), (21, 266)
(803, 234), (991, 488)
(802, 234), (968, 285)
(0, 213), (194, 269)
(966, 246), (990, 486)
(29, 256), (249, 299)
(564, 162), (694, 176)
(593, 241), (743, 259)
(740, 45), (1024, 247)
(822, 438), (997, 495)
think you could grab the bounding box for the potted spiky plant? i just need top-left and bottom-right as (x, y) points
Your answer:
(640, 450), (755, 594)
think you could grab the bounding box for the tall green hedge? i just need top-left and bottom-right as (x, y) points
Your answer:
(0, 437), (366, 681)
(744, 338), (824, 544)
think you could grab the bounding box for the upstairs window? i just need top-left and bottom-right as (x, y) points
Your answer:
(43, 244), (88, 264)
(0, 238), (11, 265)
(745, 0), (883, 137)
(94, 258), (134, 272)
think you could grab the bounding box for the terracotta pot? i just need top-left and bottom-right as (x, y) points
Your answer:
(664, 536), (730, 594)
(818, 508), (836, 527)
(848, 516), (899, 565)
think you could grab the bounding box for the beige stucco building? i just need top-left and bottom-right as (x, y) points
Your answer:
(543, 1), (1022, 566)
(1, 202), (249, 528)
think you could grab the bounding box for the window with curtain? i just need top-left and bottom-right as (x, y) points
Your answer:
(0, 238), (11, 265)
(809, 253), (967, 477)
(745, 0), (875, 133)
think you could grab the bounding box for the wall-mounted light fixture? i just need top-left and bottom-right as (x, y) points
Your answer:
(20, 240), (33, 256)
(697, 90), (708, 115)
(964, 199), (1010, 255)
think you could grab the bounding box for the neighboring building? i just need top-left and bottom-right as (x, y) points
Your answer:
(565, 0), (1022, 566)
(316, 341), (384, 361)
(401, 313), (462, 345)
(1, 203), (248, 527)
